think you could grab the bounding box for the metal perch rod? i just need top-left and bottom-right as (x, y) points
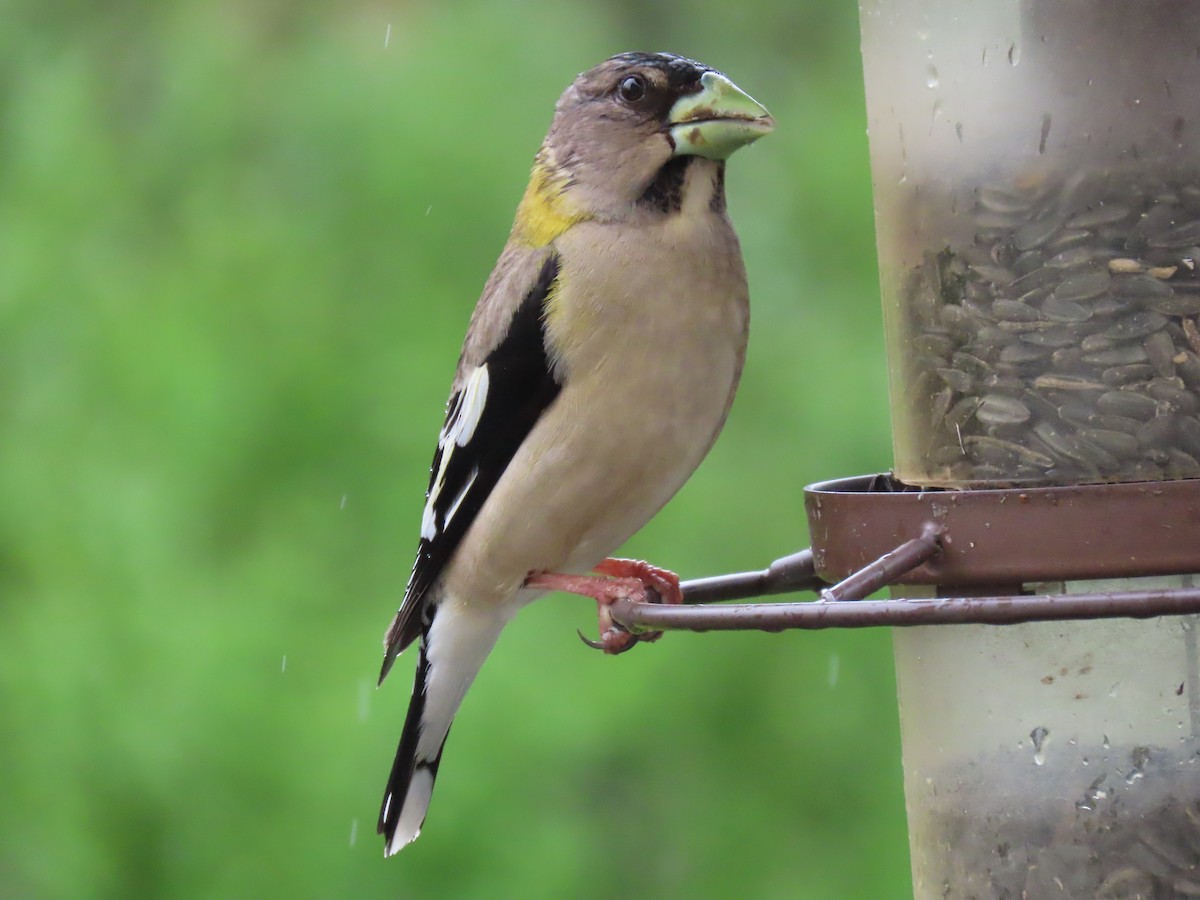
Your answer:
(619, 536), (1200, 633)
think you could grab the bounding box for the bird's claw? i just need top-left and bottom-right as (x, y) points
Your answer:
(576, 627), (643, 655)
(582, 579), (666, 654)
(523, 563), (676, 655)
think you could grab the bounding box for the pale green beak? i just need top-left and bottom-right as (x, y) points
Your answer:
(668, 70), (774, 160)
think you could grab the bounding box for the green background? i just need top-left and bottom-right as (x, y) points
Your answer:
(0, 1), (906, 896)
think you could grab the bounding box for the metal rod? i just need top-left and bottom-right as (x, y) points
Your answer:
(679, 549), (822, 604)
(610, 586), (1200, 634)
(819, 523), (942, 601)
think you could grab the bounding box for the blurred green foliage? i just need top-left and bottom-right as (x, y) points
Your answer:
(0, 1), (906, 897)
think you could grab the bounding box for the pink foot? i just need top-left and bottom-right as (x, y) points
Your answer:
(523, 558), (682, 654)
(594, 558), (683, 607)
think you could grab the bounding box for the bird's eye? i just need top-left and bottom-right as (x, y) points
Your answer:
(616, 74), (647, 104)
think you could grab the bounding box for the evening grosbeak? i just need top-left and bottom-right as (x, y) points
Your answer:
(376, 52), (773, 855)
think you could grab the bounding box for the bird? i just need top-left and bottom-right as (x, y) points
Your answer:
(376, 51), (773, 856)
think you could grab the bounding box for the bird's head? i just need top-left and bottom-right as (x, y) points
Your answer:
(513, 52), (773, 244)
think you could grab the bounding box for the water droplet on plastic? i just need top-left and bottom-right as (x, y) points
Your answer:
(1008, 42), (1021, 66)
(926, 64), (939, 89)
(1030, 726), (1049, 765)
(1103, 734), (1111, 750)
(1108, 682), (1120, 698)
(1125, 745), (1150, 784)
(1076, 774), (1107, 811)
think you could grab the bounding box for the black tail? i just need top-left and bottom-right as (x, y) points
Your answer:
(377, 640), (447, 855)
(376, 601), (504, 855)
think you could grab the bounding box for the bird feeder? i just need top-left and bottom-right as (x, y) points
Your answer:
(607, 1), (1200, 896)
(855, 1), (1200, 894)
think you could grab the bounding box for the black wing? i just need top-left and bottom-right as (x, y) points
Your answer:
(379, 254), (563, 681)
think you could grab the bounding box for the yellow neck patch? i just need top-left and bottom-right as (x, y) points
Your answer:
(512, 159), (589, 247)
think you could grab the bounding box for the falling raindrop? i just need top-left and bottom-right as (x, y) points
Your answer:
(358, 679), (372, 723)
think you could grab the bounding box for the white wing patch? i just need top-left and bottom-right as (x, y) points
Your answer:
(444, 467), (478, 527)
(445, 365), (489, 448)
(419, 365), (490, 542)
(420, 500), (438, 541)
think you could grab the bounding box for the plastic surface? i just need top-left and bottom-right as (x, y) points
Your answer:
(860, 0), (1200, 487)
(892, 577), (1200, 898)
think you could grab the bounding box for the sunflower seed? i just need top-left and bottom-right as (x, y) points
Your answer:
(1145, 330), (1177, 377)
(1126, 203), (1181, 251)
(1101, 311), (1169, 341)
(1020, 326), (1077, 347)
(975, 394), (1032, 426)
(1066, 203), (1131, 229)
(945, 396), (983, 428)
(1149, 219), (1200, 248)
(936, 367), (974, 392)
(1110, 274), (1173, 299)
(1077, 428), (1140, 458)
(965, 435), (1053, 468)
(1097, 390), (1160, 419)
(1101, 364), (1158, 386)
(1082, 345), (1150, 366)
(1000, 343), (1052, 364)
(1147, 292), (1200, 316)
(978, 185), (1034, 214)
(1080, 334), (1115, 352)
(1041, 297), (1093, 322)
(1014, 215), (1066, 251)
(1177, 416), (1200, 456)
(1136, 414), (1176, 448)
(992, 298), (1042, 321)
(1033, 373), (1107, 392)
(902, 166), (1200, 485)
(1052, 269), (1110, 302)
(1147, 379), (1198, 413)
